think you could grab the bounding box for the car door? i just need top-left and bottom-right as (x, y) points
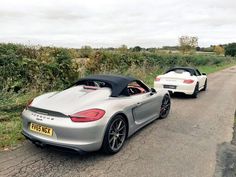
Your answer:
(131, 92), (160, 124)
(195, 69), (205, 88)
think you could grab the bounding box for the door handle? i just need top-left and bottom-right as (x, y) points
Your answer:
(136, 102), (142, 106)
(149, 92), (154, 96)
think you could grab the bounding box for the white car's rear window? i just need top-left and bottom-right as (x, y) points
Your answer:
(167, 70), (190, 75)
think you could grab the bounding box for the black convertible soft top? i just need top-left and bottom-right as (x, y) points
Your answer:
(165, 67), (197, 76)
(73, 74), (144, 97)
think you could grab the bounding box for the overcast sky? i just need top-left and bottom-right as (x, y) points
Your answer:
(0, 0), (236, 48)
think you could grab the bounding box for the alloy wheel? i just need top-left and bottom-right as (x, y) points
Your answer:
(160, 95), (171, 118)
(108, 118), (127, 151)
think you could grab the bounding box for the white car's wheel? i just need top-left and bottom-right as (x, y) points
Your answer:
(202, 79), (207, 91)
(192, 82), (199, 98)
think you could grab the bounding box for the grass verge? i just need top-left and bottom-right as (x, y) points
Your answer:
(0, 92), (38, 150)
(198, 62), (236, 74)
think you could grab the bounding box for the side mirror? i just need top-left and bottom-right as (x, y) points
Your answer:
(202, 73), (207, 75)
(150, 88), (157, 93)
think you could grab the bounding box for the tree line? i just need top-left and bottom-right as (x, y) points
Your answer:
(80, 36), (236, 57)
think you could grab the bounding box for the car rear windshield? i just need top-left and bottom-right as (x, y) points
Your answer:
(171, 69), (190, 74)
(76, 80), (112, 89)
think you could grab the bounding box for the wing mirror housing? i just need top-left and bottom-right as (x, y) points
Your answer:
(150, 88), (157, 94)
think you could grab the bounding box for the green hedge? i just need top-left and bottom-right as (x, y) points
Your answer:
(0, 43), (235, 93)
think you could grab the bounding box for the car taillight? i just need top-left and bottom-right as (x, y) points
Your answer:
(155, 77), (161, 81)
(183, 79), (194, 84)
(26, 99), (33, 108)
(69, 109), (105, 122)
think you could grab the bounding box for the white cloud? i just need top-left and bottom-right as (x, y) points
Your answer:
(0, 0), (235, 47)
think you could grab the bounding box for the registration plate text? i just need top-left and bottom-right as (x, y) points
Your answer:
(30, 123), (53, 136)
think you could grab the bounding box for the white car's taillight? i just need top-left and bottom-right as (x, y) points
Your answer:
(69, 109), (105, 122)
(183, 79), (194, 84)
(155, 77), (161, 81)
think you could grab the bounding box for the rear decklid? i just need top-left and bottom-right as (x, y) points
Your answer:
(158, 71), (193, 83)
(31, 86), (111, 115)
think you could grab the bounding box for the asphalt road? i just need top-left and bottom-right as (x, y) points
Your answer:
(1, 66), (236, 177)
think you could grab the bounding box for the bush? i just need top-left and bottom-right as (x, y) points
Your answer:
(0, 43), (79, 93)
(225, 43), (236, 57)
(1, 43), (235, 93)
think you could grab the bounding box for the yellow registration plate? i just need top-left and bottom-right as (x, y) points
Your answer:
(30, 123), (53, 136)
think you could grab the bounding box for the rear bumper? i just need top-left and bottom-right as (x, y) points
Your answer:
(154, 82), (195, 95)
(22, 130), (100, 152)
(21, 109), (106, 152)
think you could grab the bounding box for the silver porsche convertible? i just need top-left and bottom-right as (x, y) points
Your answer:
(22, 75), (171, 154)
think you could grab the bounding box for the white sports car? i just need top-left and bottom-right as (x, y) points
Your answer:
(154, 67), (207, 98)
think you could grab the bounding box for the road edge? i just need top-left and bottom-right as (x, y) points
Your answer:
(214, 110), (236, 177)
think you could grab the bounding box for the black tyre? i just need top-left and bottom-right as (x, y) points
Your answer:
(159, 94), (171, 119)
(102, 115), (127, 154)
(192, 82), (199, 98)
(202, 79), (207, 91)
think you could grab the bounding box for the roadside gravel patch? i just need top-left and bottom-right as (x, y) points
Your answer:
(214, 111), (236, 177)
